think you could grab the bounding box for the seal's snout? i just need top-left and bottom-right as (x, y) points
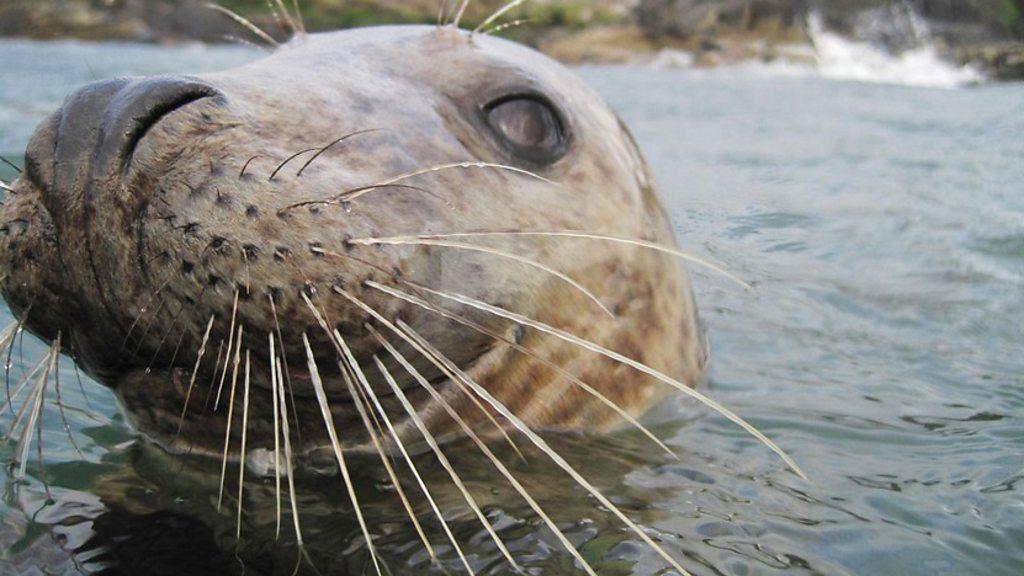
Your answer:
(26, 76), (221, 208)
(2, 76), (225, 378)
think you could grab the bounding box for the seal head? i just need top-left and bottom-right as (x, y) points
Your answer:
(0, 26), (705, 460)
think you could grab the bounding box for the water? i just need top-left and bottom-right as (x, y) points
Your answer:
(0, 39), (1022, 575)
(651, 12), (986, 89)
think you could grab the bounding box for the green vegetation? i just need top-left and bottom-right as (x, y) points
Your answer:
(215, 0), (627, 32)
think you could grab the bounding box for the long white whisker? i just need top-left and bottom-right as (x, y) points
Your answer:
(302, 334), (383, 576)
(177, 315), (216, 438)
(269, 333), (283, 540)
(394, 281), (807, 480)
(214, 290), (241, 411)
(290, 0), (306, 34)
(205, 3), (280, 46)
(451, 0), (471, 27)
(285, 162), (562, 211)
(217, 324), (245, 511)
(271, 0), (298, 34)
(0, 322), (20, 412)
(274, 351), (306, 551)
(51, 350), (84, 459)
(398, 320), (699, 576)
(269, 294), (302, 440)
(339, 240), (614, 318)
(17, 337), (58, 479)
(349, 231), (751, 290)
(299, 299), (438, 561)
(473, 0), (529, 35)
(369, 326), (599, 576)
(368, 280), (677, 458)
(334, 340), (436, 561)
(482, 18), (532, 36)
(0, 354), (49, 421)
(368, 355), (476, 575)
(236, 351), (252, 543)
(362, 323), (520, 572)
(301, 293), (523, 460)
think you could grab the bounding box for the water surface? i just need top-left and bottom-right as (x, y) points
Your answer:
(0, 39), (1021, 575)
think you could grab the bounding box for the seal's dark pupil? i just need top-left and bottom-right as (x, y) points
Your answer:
(487, 98), (562, 161)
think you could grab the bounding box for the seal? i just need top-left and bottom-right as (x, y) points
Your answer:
(0, 23), (705, 456)
(0, 20), (796, 575)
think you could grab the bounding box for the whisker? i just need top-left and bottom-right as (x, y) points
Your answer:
(0, 322), (21, 413)
(214, 290), (242, 411)
(202, 340), (226, 411)
(302, 292), (522, 459)
(129, 288), (173, 357)
(0, 180), (15, 194)
(369, 326), (599, 576)
(331, 286), (520, 569)
(482, 18), (532, 36)
(51, 352), (84, 459)
(451, 0), (472, 28)
(236, 351), (252, 543)
(121, 278), (173, 352)
(144, 300), (191, 374)
(302, 334), (383, 576)
(281, 161), (561, 212)
(290, 0), (306, 34)
(269, 293), (302, 440)
(71, 361), (95, 414)
(304, 184), (451, 213)
(399, 281), (807, 480)
(0, 155), (22, 173)
(16, 337), (58, 480)
(473, 0), (529, 35)
(368, 355), (475, 575)
(205, 3), (280, 46)
(344, 161), (560, 201)
(0, 355), (48, 421)
(365, 324), (521, 572)
(269, 333), (283, 540)
(346, 238), (614, 318)
(271, 0), (299, 35)
(350, 231), (751, 290)
(217, 324), (245, 511)
(334, 340), (436, 562)
(239, 155), (262, 178)
(274, 348), (305, 548)
(368, 281), (677, 458)
(437, 0), (452, 27)
(176, 315), (217, 439)
(269, 148), (319, 181)
(398, 320), (699, 576)
(296, 129), (384, 177)
(299, 293), (436, 560)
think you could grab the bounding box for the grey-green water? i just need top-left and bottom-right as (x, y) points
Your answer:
(0, 39), (1021, 575)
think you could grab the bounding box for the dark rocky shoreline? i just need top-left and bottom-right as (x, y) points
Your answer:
(1, 0), (1021, 80)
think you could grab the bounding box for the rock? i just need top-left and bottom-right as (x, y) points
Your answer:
(538, 25), (664, 64)
(956, 42), (1024, 80)
(635, 0), (1024, 79)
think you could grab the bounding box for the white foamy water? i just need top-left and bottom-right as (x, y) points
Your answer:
(806, 13), (984, 89)
(646, 13), (985, 89)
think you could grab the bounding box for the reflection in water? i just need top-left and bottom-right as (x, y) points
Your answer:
(0, 39), (1023, 576)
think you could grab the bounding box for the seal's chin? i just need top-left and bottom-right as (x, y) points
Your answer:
(110, 340), (459, 464)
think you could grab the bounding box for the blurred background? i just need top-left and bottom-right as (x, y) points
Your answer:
(0, 0), (1022, 79)
(1, 1), (1022, 575)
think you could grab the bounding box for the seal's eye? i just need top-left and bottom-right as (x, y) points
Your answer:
(486, 96), (566, 165)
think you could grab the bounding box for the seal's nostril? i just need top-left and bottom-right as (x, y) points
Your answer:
(102, 77), (223, 169)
